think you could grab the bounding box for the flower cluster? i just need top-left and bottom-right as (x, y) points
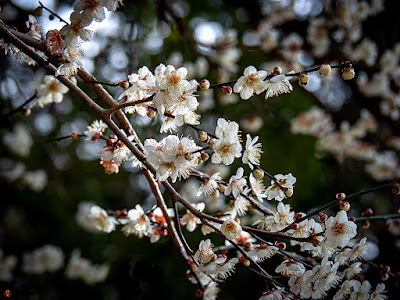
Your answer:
(119, 64), (201, 133)
(144, 135), (202, 182)
(22, 245), (64, 274)
(234, 65), (294, 100)
(76, 202), (169, 243)
(65, 249), (110, 285)
(193, 239), (239, 280)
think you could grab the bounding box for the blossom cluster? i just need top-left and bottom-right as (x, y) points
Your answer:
(119, 64), (201, 133)
(76, 202), (170, 243)
(291, 106), (400, 181)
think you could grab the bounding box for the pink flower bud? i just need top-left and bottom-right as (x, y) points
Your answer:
(71, 132), (80, 140)
(339, 200), (350, 211)
(361, 208), (373, 217)
(221, 85), (232, 95)
(393, 183), (400, 195)
(336, 193), (346, 200)
(199, 79), (210, 90)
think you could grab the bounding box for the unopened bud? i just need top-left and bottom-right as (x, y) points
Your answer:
(20, 107), (31, 116)
(284, 188), (293, 198)
(118, 80), (129, 89)
(243, 242), (252, 251)
(34, 7), (43, 16)
(361, 220), (370, 229)
(384, 219), (391, 229)
(49, 14), (55, 20)
(217, 184), (226, 193)
(339, 200), (350, 211)
(186, 269), (194, 279)
(381, 265), (391, 273)
(221, 85), (232, 95)
(319, 212), (327, 221)
(392, 183), (400, 195)
(298, 80), (308, 87)
(299, 72), (309, 83)
(195, 289), (203, 297)
(147, 109), (156, 118)
(185, 153), (194, 161)
(239, 256), (250, 266)
(198, 130), (208, 142)
(361, 208), (373, 217)
(380, 271), (389, 281)
(342, 68), (355, 80)
(295, 212), (305, 220)
(200, 151), (209, 161)
(209, 139), (216, 150)
(71, 132), (80, 140)
(319, 64), (331, 76)
(199, 79), (210, 90)
(275, 241), (286, 250)
(273, 66), (282, 75)
(348, 216), (356, 222)
(336, 193), (346, 200)
(253, 168), (264, 180)
(291, 223), (299, 230)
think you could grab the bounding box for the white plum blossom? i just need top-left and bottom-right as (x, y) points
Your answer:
(56, 42), (84, 76)
(233, 194), (250, 217)
(87, 205), (118, 233)
(342, 262), (362, 279)
(120, 204), (151, 238)
(31, 75), (73, 108)
(265, 173), (296, 201)
(259, 287), (286, 300)
(119, 66), (156, 106)
(304, 256), (341, 299)
(211, 118), (242, 166)
(249, 173), (267, 201)
(242, 134), (263, 169)
(22, 245), (64, 274)
(233, 65), (268, 100)
(246, 243), (278, 263)
(224, 167), (247, 198)
(60, 11), (93, 47)
(84, 120), (107, 141)
(220, 218), (242, 240)
(74, 0), (106, 23)
(275, 259), (306, 277)
(253, 202), (295, 231)
(159, 65), (189, 96)
(65, 249), (110, 285)
(180, 202), (205, 232)
(144, 135), (201, 182)
(194, 239), (216, 265)
(197, 172), (222, 197)
(0, 250), (17, 282)
(325, 210), (357, 249)
(264, 72), (294, 99)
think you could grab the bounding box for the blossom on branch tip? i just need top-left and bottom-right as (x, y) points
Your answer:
(233, 65), (268, 100)
(84, 120), (107, 141)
